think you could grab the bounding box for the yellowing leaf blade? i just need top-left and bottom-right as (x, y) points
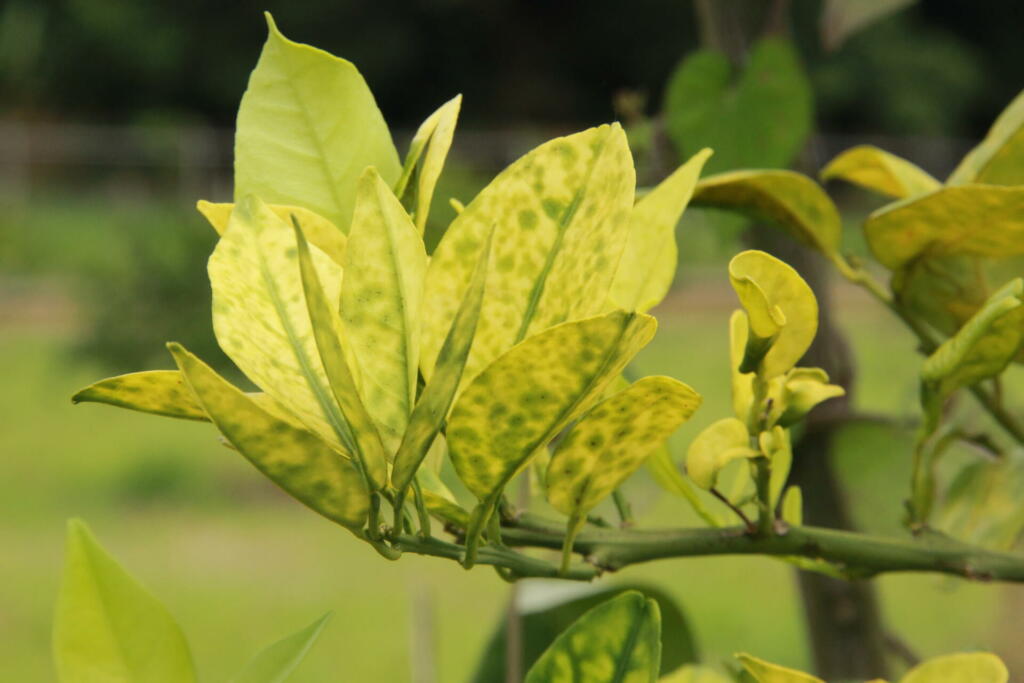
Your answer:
(820, 145), (940, 199)
(900, 652), (1008, 683)
(949, 89), (1024, 187)
(736, 653), (823, 683)
(686, 418), (757, 490)
(72, 370), (208, 421)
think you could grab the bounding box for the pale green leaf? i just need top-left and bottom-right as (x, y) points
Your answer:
(767, 367), (846, 428)
(865, 185), (1024, 270)
(395, 95), (462, 233)
(692, 170), (841, 256)
(781, 486), (803, 526)
(685, 418), (758, 490)
(736, 654), (823, 683)
(235, 13), (400, 233)
(230, 613), (331, 683)
(170, 344), (370, 532)
(341, 167), (428, 443)
(54, 520), (197, 683)
(820, 145), (940, 199)
(197, 200), (348, 267)
(610, 149), (712, 311)
(524, 591), (661, 683)
(760, 426), (792, 508)
(72, 370), (208, 421)
(421, 124), (635, 387)
(900, 652), (1007, 683)
(949, 89), (1024, 186)
(729, 310), (755, 420)
(939, 452), (1024, 551)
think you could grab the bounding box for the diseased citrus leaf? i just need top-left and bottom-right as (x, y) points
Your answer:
(892, 251), (991, 336)
(692, 170), (841, 257)
(647, 445), (722, 527)
(420, 488), (472, 529)
(820, 145), (940, 199)
(524, 591), (661, 683)
(230, 613), (331, 683)
(899, 652), (1008, 683)
(864, 184), (1024, 270)
(234, 13), (400, 233)
(729, 250), (818, 379)
(72, 370), (208, 421)
(196, 201), (348, 267)
(209, 194), (354, 456)
(54, 520), (197, 683)
(948, 89), (1024, 186)
(686, 418), (758, 490)
(396, 95), (462, 234)
(610, 149), (712, 312)
(421, 124), (635, 387)
(170, 344), (370, 532)
(939, 451), (1024, 552)
(341, 168), (428, 444)
(736, 654), (823, 683)
(391, 227), (492, 494)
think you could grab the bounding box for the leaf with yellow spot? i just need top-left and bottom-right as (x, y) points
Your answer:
(197, 200), (348, 266)
(73, 370), (208, 421)
(820, 145), (940, 199)
(686, 418), (759, 490)
(899, 652), (1007, 683)
(610, 148), (712, 312)
(395, 95), (462, 233)
(729, 250), (818, 379)
(341, 168), (428, 444)
(865, 185), (1024, 270)
(948, 89), (1024, 186)
(170, 344), (370, 533)
(547, 376), (701, 572)
(448, 311), (656, 566)
(235, 13), (400, 233)
(735, 654), (823, 683)
(421, 124), (635, 387)
(691, 170), (841, 257)
(524, 591), (661, 683)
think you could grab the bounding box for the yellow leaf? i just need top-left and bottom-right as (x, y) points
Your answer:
(421, 124), (635, 387)
(760, 426), (792, 508)
(686, 418), (759, 490)
(949, 89), (1024, 186)
(735, 653), (824, 683)
(729, 310), (755, 420)
(899, 652), (1008, 683)
(610, 148), (712, 311)
(73, 370), (208, 421)
(395, 95), (462, 234)
(781, 486), (803, 526)
(820, 144), (940, 199)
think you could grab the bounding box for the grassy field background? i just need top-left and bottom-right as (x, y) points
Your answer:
(3, 198), (1024, 681)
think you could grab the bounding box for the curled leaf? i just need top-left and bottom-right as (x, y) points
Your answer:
(396, 94), (462, 233)
(820, 145), (940, 199)
(686, 418), (759, 490)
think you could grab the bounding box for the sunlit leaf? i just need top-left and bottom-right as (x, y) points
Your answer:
(820, 145), (940, 199)
(170, 344), (370, 532)
(692, 170), (841, 257)
(421, 124), (635, 387)
(396, 95), (462, 234)
(865, 184), (1024, 270)
(899, 652), (1008, 683)
(196, 201), (348, 267)
(230, 613), (331, 683)
(234, 13), (400, 233)
(54, 520), (197, 683)
(610, 149), (712, 311)
(341, 168), (428, 443)
(736, 653), (823, 683)
(766, 367), (845, 428)
(948, 89), (1024, 186)
(73, 370), (208, 421)
(524, 591), (661, 683)
(686, 418), (758, 490)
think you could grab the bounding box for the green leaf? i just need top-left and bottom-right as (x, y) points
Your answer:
(760, 426), (792, 508)
(664, 38), (812, 173)
(729, 250), (818, 379)
(524, 591), (662, 683)
(692, 171), (841, 257)
(197, 201), (348, 267)
(948, 89), (1024, 186)
(892, 252), (991, 337)
(864, 185), (1024, 270)
(72, 370), (207, 421)
(391, 227), (492, 494)
(820, 145), (940, 199)
(939, 452), (1024, 551)
(170, 344), (370, 533)
(820, 0), (917, 51)
(685, 418), (758, 490)
(781, 486), (803, 526)
(647, 445), (722, 527)
(610, 149), (712, 311)
(421, 124), (635, 387)
(658, 667), (731, 683)
(341, 167), (428, 443)
(234, 13), (400, 233)
(53, 520), (197, 683)
(735, 654), (823, 683)
(230, 613), (331, 683)
(395, 95), (462, 233)
(899, 652), (1007, 683)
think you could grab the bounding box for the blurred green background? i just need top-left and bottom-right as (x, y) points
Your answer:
(3, 1), (1024, 681)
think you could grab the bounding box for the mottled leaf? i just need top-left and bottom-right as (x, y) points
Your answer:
(73, 370), (207, 421)
(170, 344), (370, 532)
(230, 613), (331, 683)
(421, 124), (635, 387)
(197, 200), (348, 267)
(234, 13), (400, 233)
(820, 145), (940, 199)
(525, 591), (661, 683)
(610, 149), (712, 311)
(54, 520), (196, 683)
(736, 654), (823, 683)
(686, 418), (758, 490)
(949, 89), (1024, 186)
(892, 252), (991, 337)
(396, 95), (462, 233)
(692, 170), (841, 257)
(900, 652), (1007, 683)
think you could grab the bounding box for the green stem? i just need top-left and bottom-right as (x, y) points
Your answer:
(754, 458), (774, 536)
(411, 478), (432, 538)
(611, 489), (634, 527)
(393, 534), (598, 580)
(560, 513), (584, 576)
